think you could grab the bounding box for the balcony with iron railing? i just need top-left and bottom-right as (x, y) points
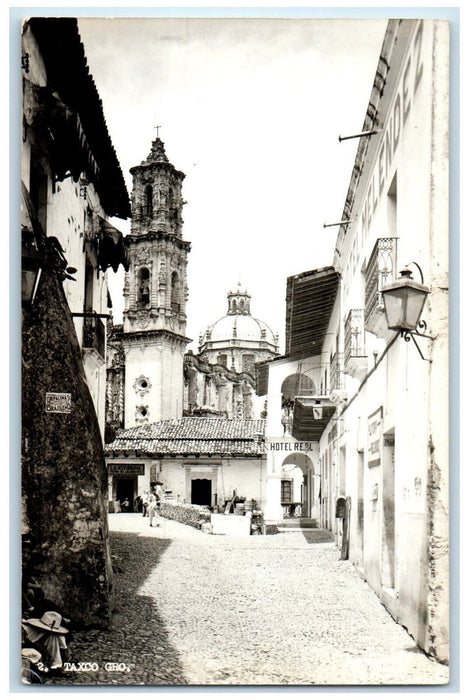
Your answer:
(83, 314), (106, 360)
(344, 308), (368, 379)
(365, 237), (397, 338)
(329, 352), (344, 392)
(329, 352), (347, 404)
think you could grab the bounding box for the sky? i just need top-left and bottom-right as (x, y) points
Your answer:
(77, 16), (387, 352)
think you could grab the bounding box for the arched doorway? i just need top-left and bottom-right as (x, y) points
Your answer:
(280, 453), (317, 519)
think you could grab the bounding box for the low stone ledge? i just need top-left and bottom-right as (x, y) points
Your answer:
(159, 501), (211, 529)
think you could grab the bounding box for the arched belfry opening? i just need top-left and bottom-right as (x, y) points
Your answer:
(143, 184), (153, 217)
(137, 266), (150, 306)
(171, 271), (180, 313)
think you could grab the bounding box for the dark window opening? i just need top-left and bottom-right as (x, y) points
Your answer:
(143, 185), (153, 217)
(171, 271), (180, 313)
(281, 479), (293, 503)
(137, 267), (150, 306)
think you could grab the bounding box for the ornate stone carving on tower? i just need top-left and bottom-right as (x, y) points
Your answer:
(122, 137), (191, 427)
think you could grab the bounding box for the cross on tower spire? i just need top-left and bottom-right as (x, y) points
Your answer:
(154, 124), (162, 138)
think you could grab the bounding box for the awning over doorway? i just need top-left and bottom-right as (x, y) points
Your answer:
(291, 397), (337, 441)
(285, 266), (339, 357)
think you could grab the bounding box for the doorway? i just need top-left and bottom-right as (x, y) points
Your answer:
(191, 478), (212, 507)
(381, 432), (395, 588)
(115, 477), (137, 510)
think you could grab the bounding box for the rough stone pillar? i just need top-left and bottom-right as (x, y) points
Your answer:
(22, 256), (113, 628)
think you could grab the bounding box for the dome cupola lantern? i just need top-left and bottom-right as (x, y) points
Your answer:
(227, 283), (251, 315)
(198, 284), (279, 373)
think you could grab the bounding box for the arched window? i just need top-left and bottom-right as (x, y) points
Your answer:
(280, 373), (316, 436)
(281, 373), (316, 401)
(137, 267), (150, 306)
(242, 354), (255, 374)
(171, 271), (180, 313)
(143, 185), (153, 217)
(217, 354), (228, 367)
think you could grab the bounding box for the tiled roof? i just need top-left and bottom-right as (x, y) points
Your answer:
(28, 18), (130, 219)
(105, 418), (266, 456)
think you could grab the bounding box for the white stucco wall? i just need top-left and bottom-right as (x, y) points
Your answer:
(325, 20), (449, 661)
(123, 341), (185, 427)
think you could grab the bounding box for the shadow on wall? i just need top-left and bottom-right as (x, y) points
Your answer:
(46, 532), (188, 686)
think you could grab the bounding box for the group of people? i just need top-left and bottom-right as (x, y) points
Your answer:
(22, 579), (70, 682)
(134, 485), (164, 527)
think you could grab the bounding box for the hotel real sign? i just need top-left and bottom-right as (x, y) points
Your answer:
(267, 441), (313, 452)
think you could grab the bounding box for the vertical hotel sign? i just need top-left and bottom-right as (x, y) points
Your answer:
(367, 407), (383, 467)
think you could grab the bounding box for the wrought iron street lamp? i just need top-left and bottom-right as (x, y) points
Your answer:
(381, 267), (429, 331)
(381, 266), (432, 360)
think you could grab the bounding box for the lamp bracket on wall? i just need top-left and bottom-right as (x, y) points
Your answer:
(323, 220), (352, 229)
(404, 261), (425, 284)
(338, 129), (382, 142)
(401, 320), (433, 362)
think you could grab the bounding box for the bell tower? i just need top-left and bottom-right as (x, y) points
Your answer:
(122, 137), (191, 427)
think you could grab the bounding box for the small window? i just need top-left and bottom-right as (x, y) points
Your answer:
(242, 354), (255, 374)
(217, 354), (228, 367)
(136, 405), (149, 422)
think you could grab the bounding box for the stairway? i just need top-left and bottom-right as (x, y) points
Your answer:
(276, 517), (318, 531)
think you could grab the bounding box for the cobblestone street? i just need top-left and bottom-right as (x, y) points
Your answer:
(48, 513), (449, 687)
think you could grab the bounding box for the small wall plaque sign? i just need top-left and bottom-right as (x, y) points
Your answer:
(108, 463), (145, 475)
(45, 392), (72, 413)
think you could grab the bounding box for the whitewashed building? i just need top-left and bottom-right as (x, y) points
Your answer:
(260, 19), (449, 662)
(21, 18), (129, 436)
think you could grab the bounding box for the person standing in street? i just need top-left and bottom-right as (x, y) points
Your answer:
(141, 491), (149, 517)
(148, 494), (159, 527)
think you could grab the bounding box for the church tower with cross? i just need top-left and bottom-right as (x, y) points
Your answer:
(121, 136), (191, 427)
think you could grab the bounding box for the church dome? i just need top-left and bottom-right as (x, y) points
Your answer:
(207, 313), (277, 346)
(198, 285), (279, 369)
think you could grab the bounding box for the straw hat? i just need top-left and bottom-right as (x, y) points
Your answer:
(21, 648), (42, 664)
(23, 611), (68, 634)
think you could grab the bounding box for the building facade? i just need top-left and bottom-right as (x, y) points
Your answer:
(120, 137), (191, 428)
(21, 17), (129, 625)
(184, 285), (279, 420)
(260, 19), (449, 663)
(106, 283), (279, 435)
(21, 19), (129, 436)
(104, 418), (266, 511)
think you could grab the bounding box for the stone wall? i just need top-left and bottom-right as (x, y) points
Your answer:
(159, 502), (211, 529)
(22, 259), (113, 627)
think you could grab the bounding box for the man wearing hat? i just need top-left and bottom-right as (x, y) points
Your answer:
(22, 611), (69, 670)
